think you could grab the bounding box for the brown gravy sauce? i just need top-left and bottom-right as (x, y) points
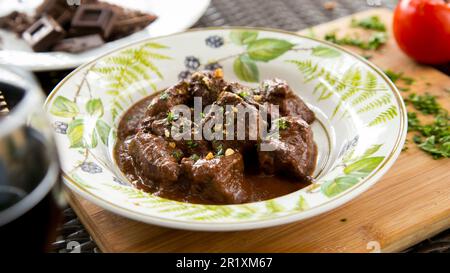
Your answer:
(114, 92), (311, 205)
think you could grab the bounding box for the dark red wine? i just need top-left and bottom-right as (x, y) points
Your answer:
(0, 126), (63, 252)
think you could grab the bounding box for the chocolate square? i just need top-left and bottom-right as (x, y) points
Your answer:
(22, 15), (65, 52)
(71, 5), (117, 39)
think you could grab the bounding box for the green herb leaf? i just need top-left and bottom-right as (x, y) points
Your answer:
(343, 156), (384, 176)
(172, 150), (184, 161)
(50, 96), (79, 118)
(276, 118), (290, 130)
(366, 32), (388, 50)
(351, 15), (386, 31)
(321, 176), (359, 197)
(67, 119), (85, 148)
(95, 119), (111, 145)
(86, 98), (104, 117)
(384, 69), (414, 86)
(159, 92), (169, 100)
(233, 54), (259, 82)
(311, 46), (341, 58)
(186, 140), (199, 148)
(190, 154), (200, 161)
(167, 111), (178, 123)
(247, 38), (294, 62)
(216, 145), (224, 156)
(406, 93), (441, 115)
(238, 91), (249, 98)
(325, 31), (387, 51)
(229, 30), (258, 45)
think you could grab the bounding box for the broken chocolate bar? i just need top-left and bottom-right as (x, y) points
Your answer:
(71, 4), (117, 39)
(22, 16), (65, 52)
(52, 34), (104, 53)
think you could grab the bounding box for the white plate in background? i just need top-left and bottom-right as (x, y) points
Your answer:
(0, 0), (211, 71)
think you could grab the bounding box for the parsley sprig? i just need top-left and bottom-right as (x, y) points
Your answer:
(405, 94), (449, 159)
(324, 31), (387, 50)
(351, 16), (386, 31)
(406, 93), (441, 115)
(324, 15), (388, 51)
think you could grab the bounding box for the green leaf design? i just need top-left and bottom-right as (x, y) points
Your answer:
(90, 128), (98, 149)
(321, 176), (359, 197)
(233, 54), (259, 82)
(295, 196), (309, 211)
(50, 96), (79, 118)
(361, 144), (383, 158)
(369, 106), (398, 126)
(247, 38), (294, 62)
(343, 156), (384, 176)
(230, 30), (258, 45)
(351, 71), (378, 106)
(86, 98), (104, 117)
(72, 174), (96, 189)
(67, 119), (85, 148)
(357, 94), (391, 113)
(311, 46), (341, 58)
(92, 42), (170, 121)
(265, 200), (284, 213)
(95, 119), (111, 145)
(288, 59), (397, 125)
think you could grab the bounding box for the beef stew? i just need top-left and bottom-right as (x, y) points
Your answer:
(114, 70), (317, 205)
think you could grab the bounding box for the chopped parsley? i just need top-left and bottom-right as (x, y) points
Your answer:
(190, 154), (200, 161)
(406, 93), (441, 115)
(399, 87), (410, 92)
(385, 69), (415, 86)
(167, 111), (179, 123)
(172, 150), (184, 161)
(238, 91), (249, 99)
(351, 16), (386, 31)
(215, 145), (224, 156)
(405, 93), (449, 159)
(186, 140), (198, 148)
(324, 31), (387, 50)
(276, 118), (290, 130)
(159, 92), (169, 100)
(407, 112), (421, 131)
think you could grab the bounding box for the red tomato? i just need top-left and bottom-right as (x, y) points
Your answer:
(393, 0), (450, 64)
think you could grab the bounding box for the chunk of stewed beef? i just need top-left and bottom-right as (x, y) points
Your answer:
(145, 81), (191, 119)
(202, 91), (267, 154)
(142, 113), (211, 157)
(128, 131), (182, 185)
(258, 116), (317, 180)
(188, 69), (227, 106)
(181, 152), (249, 204)
(260, 78), (315, 124)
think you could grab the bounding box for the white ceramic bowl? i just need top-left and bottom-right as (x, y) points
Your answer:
(44, 28), (407, 231)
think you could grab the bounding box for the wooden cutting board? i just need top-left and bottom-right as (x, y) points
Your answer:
(65, 8), (450, 253)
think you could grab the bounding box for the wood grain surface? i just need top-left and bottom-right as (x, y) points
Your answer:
(66, 8), (450, 253)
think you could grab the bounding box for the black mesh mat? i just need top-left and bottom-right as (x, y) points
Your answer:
(50, 0), (449, 253)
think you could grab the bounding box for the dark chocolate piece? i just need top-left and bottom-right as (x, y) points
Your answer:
(52, 34), (104, 53)
(0, 11), (35, 35)
(71, 4), (116, 39)
(22, 16), (65, 52)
